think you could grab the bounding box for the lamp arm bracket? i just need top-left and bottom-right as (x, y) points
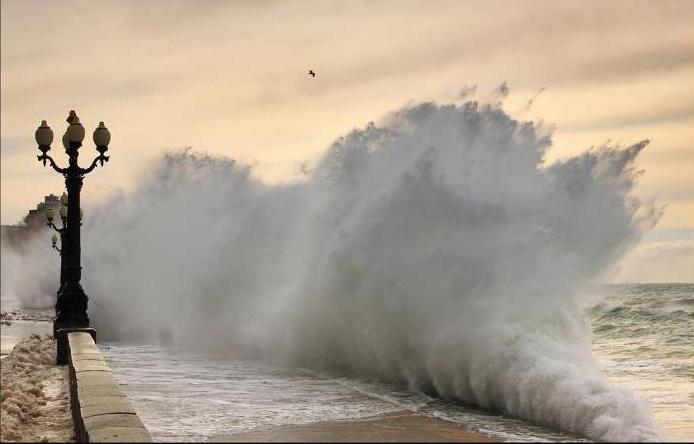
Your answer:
(81, 154), (109, 175)
(47, 221), (62, 233)
(37, 154), (67, 174)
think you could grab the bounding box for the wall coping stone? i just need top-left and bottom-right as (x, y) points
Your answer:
(87, 427), (152, 443)
(77, 385), (126, 399)
(73, 362), (111, 372)
(79, 396), (129, 408)
(67, 332), (152, 442)
(72, 356), (109, 364)
(81, 401), (137, 419)
(83, 414), (144, 431)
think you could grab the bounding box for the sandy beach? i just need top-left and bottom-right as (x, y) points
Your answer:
(209, 411), (497, 442)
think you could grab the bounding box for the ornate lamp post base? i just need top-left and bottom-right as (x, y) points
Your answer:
(54, 282), (90, 335)
(54, 274), (93, 365)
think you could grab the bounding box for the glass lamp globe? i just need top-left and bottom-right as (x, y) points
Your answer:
(93, 122), (111, 149)
(60, 193), (68, 206)
(35, 121), (54, 149)
(59, 206), (67, 219)
(66, 117), (85, 144)
(46, 208), (56, 222)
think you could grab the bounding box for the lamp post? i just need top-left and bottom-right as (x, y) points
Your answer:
(46, 193), (69, 287)
(35, 111), (110, 363)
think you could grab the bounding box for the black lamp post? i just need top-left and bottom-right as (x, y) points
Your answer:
(46, 193), (70, 288)
(35, 111), (110, 363)
(51, 233), (62, 253)
(46, 193), (76, 290)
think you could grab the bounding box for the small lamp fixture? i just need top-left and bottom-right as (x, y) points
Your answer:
(51, 234), (58, 248)
(65, 112), (85, 144)
(93, 122), (111, 152)
(46, 208), (56, 223)
(59, 205), (67, 219)
(35, 121), (54, 153)
(93, 122), (110, 166)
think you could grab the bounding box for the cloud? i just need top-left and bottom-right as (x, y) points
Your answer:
(550, 44), (694, 85)
(562, 102), (694, 131)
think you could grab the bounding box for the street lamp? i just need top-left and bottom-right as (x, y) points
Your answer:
(35, 110), (110, 364)
(51, 233), (61, 252)
(46, 193), (69, 287)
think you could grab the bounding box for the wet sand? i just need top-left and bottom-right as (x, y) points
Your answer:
(208, 411), (497, 442)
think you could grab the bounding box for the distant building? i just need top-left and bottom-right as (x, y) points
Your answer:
(1, 194), (62, 250)
(23, 194), (61, 230)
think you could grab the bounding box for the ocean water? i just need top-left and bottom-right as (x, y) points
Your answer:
(590, 283), (693, 441)
(102, 283), (693, 442)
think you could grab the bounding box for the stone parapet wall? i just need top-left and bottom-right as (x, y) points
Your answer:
(66, 331), (151, 443)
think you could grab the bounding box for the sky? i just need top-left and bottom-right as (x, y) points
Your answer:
(1, 0), (692, 282)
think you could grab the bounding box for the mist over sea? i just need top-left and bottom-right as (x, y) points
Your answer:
(4, 94), (691, 441)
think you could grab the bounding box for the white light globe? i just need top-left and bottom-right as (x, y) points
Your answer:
(35, 120), (54, 147)
(66, 118), (85, 144)
(93, 122), (111, 148)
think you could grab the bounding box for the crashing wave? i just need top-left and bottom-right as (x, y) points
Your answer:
(4, 94), (663, 441)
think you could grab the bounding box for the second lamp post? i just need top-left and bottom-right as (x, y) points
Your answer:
(46, 192), (68, 287)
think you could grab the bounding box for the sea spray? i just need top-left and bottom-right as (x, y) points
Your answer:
(289, 102), (662, 441)
(2, 97), (663, 441)
(1, 230), (58, 308)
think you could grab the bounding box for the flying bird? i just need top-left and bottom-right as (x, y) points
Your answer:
(307, 69), (316, 78)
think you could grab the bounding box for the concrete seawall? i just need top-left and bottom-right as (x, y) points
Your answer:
(65, 331), (152, 443)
